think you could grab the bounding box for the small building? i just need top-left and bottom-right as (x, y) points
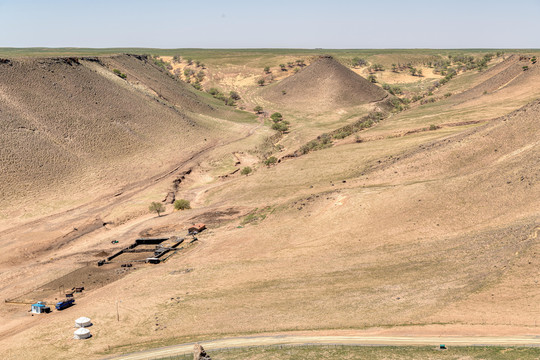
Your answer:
(31, 301), (50, 314)
(73, 328), (91, 339)
(188, 223), (206, 234)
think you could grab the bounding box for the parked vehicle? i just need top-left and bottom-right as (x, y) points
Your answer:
(55, 298), (75, 310)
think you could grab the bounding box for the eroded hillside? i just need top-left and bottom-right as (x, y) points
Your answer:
(0, 55), (252, 222)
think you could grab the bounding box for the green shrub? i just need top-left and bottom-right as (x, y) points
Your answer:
(264, 66), (270, 73)
(152, 58), (172, 70)
(192, 82), (202, 90)
(429, 124), (439, 130)
(196, 70), (205, 82)
(333, 130), (351, 139)
(208, 87), (220, 96)
(270, 112), (283, 122)
(174, 199), (191, 210)
(241, 166), (252, 176)
(382, 84), (402, 95)
(367, 74), (377, 83)
(271, 122), (289, 133)
(229, 91), (241, 100)
(257, 78), (265, 86)
(279, 64), (287, 71)
(253, 105), (263, 114)
(264, 156), (278, 166)
(112, 69), (127, 79)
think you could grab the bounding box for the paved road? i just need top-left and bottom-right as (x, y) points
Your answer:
(106, 334), (540, 360)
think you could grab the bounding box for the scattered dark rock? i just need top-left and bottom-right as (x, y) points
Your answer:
(163, 191), (175, 204)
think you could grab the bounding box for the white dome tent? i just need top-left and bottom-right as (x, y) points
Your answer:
(75, 317), (92, 328)
(73, 328), (91, 340)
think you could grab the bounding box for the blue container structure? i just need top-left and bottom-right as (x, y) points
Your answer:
(55, 298), (75, 310)
(31, 301), (51, 314)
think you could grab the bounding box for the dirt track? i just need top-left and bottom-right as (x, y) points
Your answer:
(107, 334), (540, 360)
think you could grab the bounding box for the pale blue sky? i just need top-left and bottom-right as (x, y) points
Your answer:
(0, 0), (538, 48)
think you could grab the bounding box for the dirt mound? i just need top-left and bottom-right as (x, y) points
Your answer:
(261, 56), (388, 111)
(451, 55), (532, 103)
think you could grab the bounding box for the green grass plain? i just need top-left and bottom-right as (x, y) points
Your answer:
(158, 345), (540, 360)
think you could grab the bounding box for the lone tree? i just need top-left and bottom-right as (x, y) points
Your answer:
(241, 166), (253, 176)
(149, 202), (165, 217)
(253, 105), (263, 114)
(257, 78), (265, 86)
(174, 199), (191, 210)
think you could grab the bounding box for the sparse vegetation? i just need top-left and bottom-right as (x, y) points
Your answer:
(369, 63), (384, 72)
(173, 199), (191, 210)
(240, 166), (253, 176)
(240, 206), (274, 225)
(300, 133), (333, 154)
(152, 57), (172, 70)
(229, 91), (241, 100)
(112, 69), (127, 79)
(382, 83), (403, 95)
(351, 57), (367, 67)
(270, 112), (283, 122)
(270, 112), (289, 133)
(149, 202), (165, 217)
(264, 156), (278, 166)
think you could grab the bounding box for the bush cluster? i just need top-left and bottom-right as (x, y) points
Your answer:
(382, 83), (403, 95)
(300, 133), (332, 154)
(207, 88), (240, 106)
(264, 156), (278, 166)
(351, 57), (368, 67)
(270, 112), (290, 133)
(112, 69), (127, 79)
(152, 57), (172, 71)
